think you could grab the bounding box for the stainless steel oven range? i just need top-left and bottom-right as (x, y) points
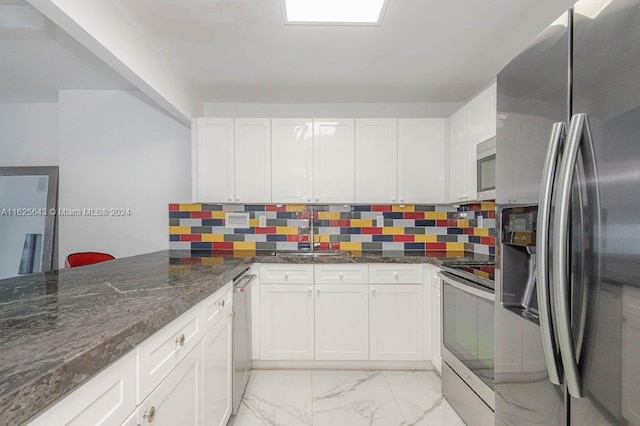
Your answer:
(439, 265), (495, 426)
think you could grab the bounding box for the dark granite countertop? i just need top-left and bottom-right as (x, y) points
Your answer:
(0, 249), (492, 424)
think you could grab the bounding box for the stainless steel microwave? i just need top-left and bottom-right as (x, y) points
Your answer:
(477, 138), (496, 200)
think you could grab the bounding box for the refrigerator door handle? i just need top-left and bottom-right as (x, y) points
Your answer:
(536, 121), (565, 386)
(553, 113), (596, 399)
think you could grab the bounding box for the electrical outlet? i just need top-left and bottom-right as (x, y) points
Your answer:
(376, 215), (384, 228)
(258, 215), (267, 227)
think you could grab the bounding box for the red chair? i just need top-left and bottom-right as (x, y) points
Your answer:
(65, 252), (115, 268)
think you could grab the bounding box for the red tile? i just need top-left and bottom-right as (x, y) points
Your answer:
(481, 237), (496, 246)
(329, 220), (350, 227)
(287, 235), (300, 242)
(256, 227), (277, 234)
(190, 211), (212, 219)
(394, 235), (415, 242)
(405, 212), (425, 219)
(300, 235), (310, 243)
(468, 204), (481, 211)
(488, 210), (496, 218)
(180, 234), (202, 242)
(180, 258), (201, 265)
(426, 242), (447, 251)
(212, 242), (234, 250)
(266, 205), (286, 212)
(319, 243), (330, 250)
(463, 228), (474, 235)
(437, 220), (449, 227)
(371, 205), (392, 212)
(169, 203), (180, 211)
(361, 227), (383, 234)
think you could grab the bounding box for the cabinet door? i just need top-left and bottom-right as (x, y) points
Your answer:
(271, 119), (313, 203)
(193, 118), (234, 202)
(260, 284), (314, 360)
(29, 350), (137, 426)
(203, 313), (232, 426)
(447, 108), (469, 203)
(369, 284), (423, 360)
(355, 119), (398, 203)
(313, 119), (355, 203)
(315, 284), (368, 360)
(398, 119), (445, 204)
(467, 88), (493, 146)
(234, 118), (271, 203)
(138, 344), (202, 426)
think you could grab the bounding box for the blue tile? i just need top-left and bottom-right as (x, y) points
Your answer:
(447, 228), (463, 235)
(245, 205), (266, 211)
(373, 235), (394, 242)
(267, 235), (288, 242)
(298, 242), (311, 250)
(415, 220), (436, 227)
(489, 246), (496, 255)
(382, 212), (404, 219)
(276, 212), (297, 219)
(191, 242), (213, 250)
(235, 228), (255, 234)
(170, 234), (180, 241)
(405, 243), (426, 250)
(354, 205), (371, 212)
(469, 236), (482, 244)
(202, 219), (223, 226)
(314, 220), (329, 227)
(340, 227), (361, 234)
(169, 211), (191, 219)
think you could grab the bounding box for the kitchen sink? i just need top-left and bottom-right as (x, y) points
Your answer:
(273, 251), (352, 257)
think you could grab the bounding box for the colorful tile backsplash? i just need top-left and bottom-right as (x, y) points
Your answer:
(169, 203), (496, 255)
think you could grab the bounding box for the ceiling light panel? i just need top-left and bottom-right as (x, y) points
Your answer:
(284, 0), (389, 25)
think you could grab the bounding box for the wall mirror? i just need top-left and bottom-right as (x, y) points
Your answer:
(0, 167), (58, 279)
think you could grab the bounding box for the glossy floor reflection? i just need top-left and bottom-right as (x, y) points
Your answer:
(228, 370), (465, 426)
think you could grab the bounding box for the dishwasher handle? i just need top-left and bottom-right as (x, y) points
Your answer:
(234, 273), (257, 292)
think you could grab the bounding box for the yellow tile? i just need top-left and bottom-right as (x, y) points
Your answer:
(200, 257), (224, 265)
(179, 203), (201, 212)
(382, 227), (404, 235)
(286, 204), (306, 212)
(233, 250), (256, 258)
(234, 242), (256, 250)
(474, 228), (489, 236)
(392, 205), (415, 212)
(446, 242), (465, 251)
(481, 202), (496, 211)
(201, 234), (224, 242)
(169, 226), (191, 234)
(250, 219), (259, 227)
(340, 242), (362, 251)
(276, 226), (298, 234)
(210, 211), (226, 219)
(457, 219), (470, 228)
(318, 211), (340, 220)
(350, 219), (373, 227)
(414, 234), (437, 242)
(425, 212), (448, 220)
(320, 234), (330, 243)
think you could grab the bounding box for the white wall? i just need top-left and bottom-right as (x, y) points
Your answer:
(204, 102), (463, 119)
(56, 90), (190, 266)
(0, 103), (59, 166)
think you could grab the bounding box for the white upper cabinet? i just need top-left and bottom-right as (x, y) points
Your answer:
(271, 119), (314, 203)
(234, 118), (271, 203)
(467, 83), (497, 145)
(355, 119), (398, 203)
(398, 119), (446, 204)
(448, 108), (471, 203)
(192, 118), (234, 203)
(313, 119), (355, 203)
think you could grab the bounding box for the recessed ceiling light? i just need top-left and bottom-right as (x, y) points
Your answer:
(283, 0), (389, 25)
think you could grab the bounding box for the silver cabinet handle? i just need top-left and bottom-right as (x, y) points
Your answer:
(553, 113), (601, 399)
(176, 334), (185, 346)
(316, 287), (321, 295)
(143, 406), (156, 422)
(536, 122), (565, 386)
(308, 286), (312, 294)
(371, 287), (376, 293)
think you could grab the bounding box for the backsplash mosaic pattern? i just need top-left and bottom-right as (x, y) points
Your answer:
(169, 203), (496, 255)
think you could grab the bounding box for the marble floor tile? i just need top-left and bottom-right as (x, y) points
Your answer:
(312, 370), (407, 426)
(229, 370), (312, 426)
(383, 370), (465, 425)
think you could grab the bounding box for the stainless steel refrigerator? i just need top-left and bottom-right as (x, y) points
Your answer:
(495, 0), (640, 424)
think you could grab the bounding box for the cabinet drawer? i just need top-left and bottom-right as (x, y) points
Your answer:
(138, 304), (203, 402)
(259, 264), (314, 284)
(29, 350), (137, 426)
(315, 264), (368, 284)
(202, 282), (233, 331)
(368, 264), (423, 284)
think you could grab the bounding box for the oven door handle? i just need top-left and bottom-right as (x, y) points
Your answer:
(536, 121), (565, 386)
(439, 272), (494, 301)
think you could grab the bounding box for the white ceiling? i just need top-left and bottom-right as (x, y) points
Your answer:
(113, 0), (576, 104)
(0, 2), (134, 103)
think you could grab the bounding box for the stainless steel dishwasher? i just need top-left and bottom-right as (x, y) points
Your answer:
(232, 270), (256, 415)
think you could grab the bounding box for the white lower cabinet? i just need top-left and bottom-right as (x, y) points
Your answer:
(203, 310), (232, 426)
(138, 343), (202, 425)
(369, 284), (424, 361)
(260, 284), (315, 360)
(315, 284), (369, 360)
(431, 269), (443, 373)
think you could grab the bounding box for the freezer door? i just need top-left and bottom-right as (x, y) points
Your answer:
(570, 0), (640, 423)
